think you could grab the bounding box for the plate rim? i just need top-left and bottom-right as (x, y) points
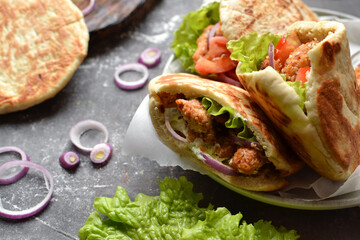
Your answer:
(162, 8), (360, 210)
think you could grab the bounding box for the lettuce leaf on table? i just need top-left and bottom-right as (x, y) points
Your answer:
(78, 177), (299, 240)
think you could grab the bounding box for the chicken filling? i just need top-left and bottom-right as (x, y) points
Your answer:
(159, 93), (269, 175)
(261, 40), (318, 82)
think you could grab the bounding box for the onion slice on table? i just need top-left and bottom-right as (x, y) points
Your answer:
(114, 63), (149, 90)
(165, 116), (187, 143)
(0, 146), (30, 185)
(81, 0), (96, 16)
(90, 143), (113, 164)
(0, 160), (54, 219)
(59, 151), (80, 170)
(200, 152), (240, 176)
(268, 42), (275, 69)
(69, 120), (109, 153)
(138, 48), (162, 68)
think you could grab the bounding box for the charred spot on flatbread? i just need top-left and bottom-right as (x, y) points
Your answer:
(317, 78), (360, 169)
(317, 41), (341, 73)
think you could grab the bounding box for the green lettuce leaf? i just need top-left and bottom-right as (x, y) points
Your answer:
(170, 1), (220, 72)
(253, 220), (300, 240)
(182, 208), (300, 240)
(228, 33), (307, 110)
(79, 177), (212, 240)
(286, 80), (307, 110)
(201, 97), (256, 141)
(227, 32), (281, 74)
(78, 177), (299, 240)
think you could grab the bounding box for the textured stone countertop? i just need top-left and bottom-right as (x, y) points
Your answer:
(1, 0), (360, 239)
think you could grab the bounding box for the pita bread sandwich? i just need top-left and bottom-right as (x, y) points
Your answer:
(171, 0), (317, 85)
(230, 21), (360, 181)
(0, 0), (89, 114)
(148, 73), (303, 191)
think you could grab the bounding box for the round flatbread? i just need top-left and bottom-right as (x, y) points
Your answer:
(149, 73), (303, 191)
(220, 0), (318, 40)
(0, 0), (89, 114)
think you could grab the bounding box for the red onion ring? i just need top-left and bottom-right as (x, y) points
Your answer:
(59, 151), (80, 170)
(0, 146), (30, 185)
(207, 22), (220, 49)
(69, 120), (109, 153)
(138, 48), (162, 68)
(217, 73), (243, 88)
(90, 143), (113, 165)
(229, 131), (262, 151)
(0, 160), (54, 219)
(268, 42), (275, 69)
(114, 63), (149, 90)
(81, 0), (95, 16)
(200, 152), (240, 176)
(165, 116), (187, 143)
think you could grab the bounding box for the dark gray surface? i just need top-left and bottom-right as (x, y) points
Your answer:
(1, 0), (360, 239)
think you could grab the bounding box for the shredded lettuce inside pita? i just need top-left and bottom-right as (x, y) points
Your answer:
(228, 33), (307, 110)
(201, 97), (256, 141)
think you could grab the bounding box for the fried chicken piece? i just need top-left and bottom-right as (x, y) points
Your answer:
(281, 41), (318, 81)
(230, 147), (268, 175)
(176, 98), (215, 142)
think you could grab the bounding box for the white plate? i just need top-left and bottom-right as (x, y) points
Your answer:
(162, 9), (360, 210)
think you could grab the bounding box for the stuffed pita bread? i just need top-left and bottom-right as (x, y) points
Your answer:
(149, 73), (303, 191)
(234, 21), (360, 181)
(172, 0), (317, 84)
(0, 0), (89, 114)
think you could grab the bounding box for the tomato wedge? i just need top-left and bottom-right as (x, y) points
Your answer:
(195, 56), (236, 74)
(274, 35), (301, 66)
(296, 67), (311, 86)
(194, 36), (237, 75)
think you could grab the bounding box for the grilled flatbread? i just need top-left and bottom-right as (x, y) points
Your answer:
(220, 0), (318, 40)
(149, 73), (303, 191)
(238, 21), (360, 181)
(0, 0), (89, 114)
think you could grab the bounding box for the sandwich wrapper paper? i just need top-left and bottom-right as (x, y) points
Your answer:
(122, 17), (360, 201)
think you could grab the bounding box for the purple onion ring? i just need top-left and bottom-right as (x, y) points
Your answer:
(217, 73), (243, 88)
(0, 146), (30, 185)
(0, 160), (54, 219)
(81, 0), (96, 16)
(200, 152), (240, 176)
(207, 22), (220, 49)
(114, 63), (149, 90)
(268, 42), (275, 69)
(165, 115), (187, 143)
(69, 120), (109, 153)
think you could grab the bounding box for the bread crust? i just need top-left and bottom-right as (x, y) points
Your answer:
(220, 0), (318, 40)
(239, 21), (360, 181)
(148, 73), (304, 191)
(0, 0), (89, 114)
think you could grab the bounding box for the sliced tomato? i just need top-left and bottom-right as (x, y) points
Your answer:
(274, 35), (301, 66)
(207, 36), (230, 60)
(296, 67), (311, 86)
(195, 36), (237, 75)
(195, 55), (237, 74)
